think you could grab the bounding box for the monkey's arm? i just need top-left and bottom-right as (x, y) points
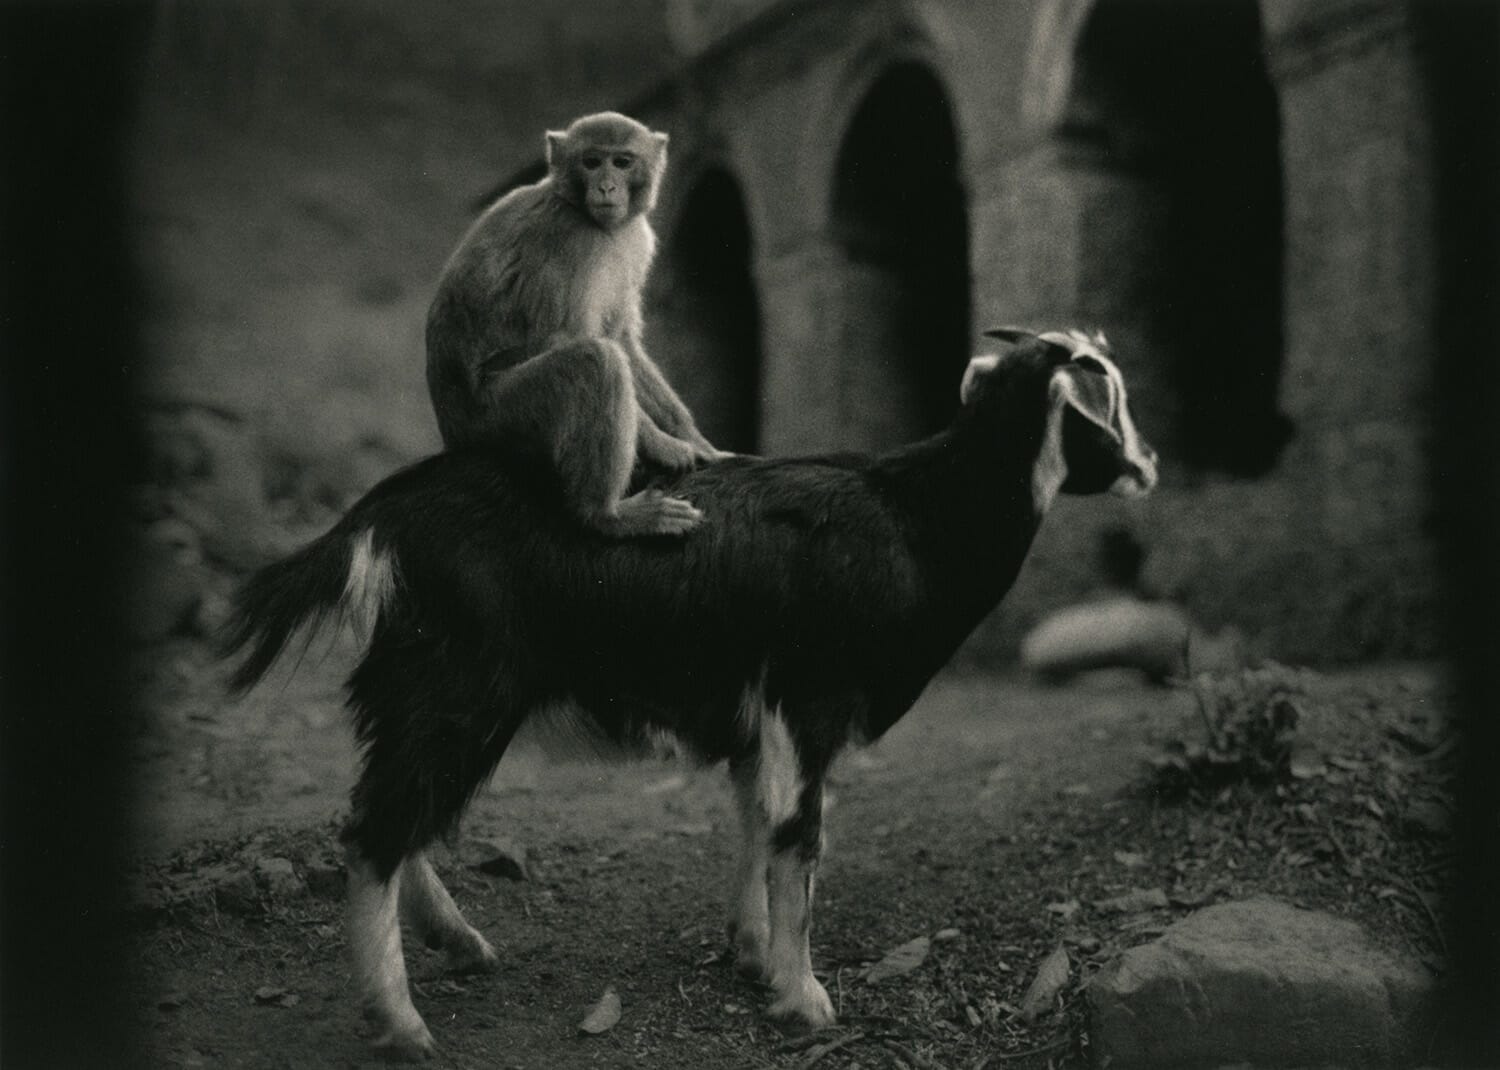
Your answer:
(624, 334), (722, 456)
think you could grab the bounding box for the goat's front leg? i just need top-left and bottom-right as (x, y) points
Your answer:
(764, 783), (834, 1031)
(398, 851), (498, 975)
(345, 845), (434, 1061)
(728, 758), (771, 982)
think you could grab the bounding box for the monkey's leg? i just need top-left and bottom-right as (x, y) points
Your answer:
(500, 340), (703, 536)
(398, 852), (499, 975)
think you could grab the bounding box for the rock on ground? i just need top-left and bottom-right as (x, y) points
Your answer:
(1088, 897), (1435, 1069)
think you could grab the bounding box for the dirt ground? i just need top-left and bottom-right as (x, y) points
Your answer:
(123, 637), (1454, 1069)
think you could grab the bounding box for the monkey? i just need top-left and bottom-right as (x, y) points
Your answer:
(424, 111), (727, 538)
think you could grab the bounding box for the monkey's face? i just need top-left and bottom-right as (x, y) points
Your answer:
(547, 113), (669, 230)
(578, 149), (645, 229)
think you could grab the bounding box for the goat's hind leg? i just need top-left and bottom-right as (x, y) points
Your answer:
(399, 851), (498, 975)
(344, 845), (435, 1061)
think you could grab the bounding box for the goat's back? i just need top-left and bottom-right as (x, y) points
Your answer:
(348, 449), (926, 693)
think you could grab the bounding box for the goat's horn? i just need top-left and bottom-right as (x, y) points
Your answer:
(982, 326), (1036, 345)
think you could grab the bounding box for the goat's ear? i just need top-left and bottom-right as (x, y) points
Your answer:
(988, 326), (1075, 365)
(1033, 362), (1158, 511)
(982, 326), (1034, 346)
(960, 353), (1002, 405)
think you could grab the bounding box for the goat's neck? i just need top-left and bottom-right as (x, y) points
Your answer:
(875, 381), (1052, 624)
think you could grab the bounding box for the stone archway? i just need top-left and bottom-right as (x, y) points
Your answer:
(647, 168), (763, 454)
(1062, 0), (1289, 477)
(828, 62), (970, 451)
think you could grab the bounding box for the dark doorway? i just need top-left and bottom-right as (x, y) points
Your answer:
(831, 63), (971, 449)
(1065, 0), (1289, 477)
(649, 170), (762, 453)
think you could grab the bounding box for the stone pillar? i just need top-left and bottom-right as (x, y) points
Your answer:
(1264, 0), (1440, 655)
(754, 239), (847, 455)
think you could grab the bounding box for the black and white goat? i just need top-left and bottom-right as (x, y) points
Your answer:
(222, 328), (1157, 1060)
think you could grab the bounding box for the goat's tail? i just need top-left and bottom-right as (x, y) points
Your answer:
(218, 521), (394, 695)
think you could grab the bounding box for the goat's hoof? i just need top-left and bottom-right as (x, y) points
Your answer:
(444, 931), (499, 975)
(734, 951), (771, 984)
(370, 1021), (436, 1063)
(767, 978), (836, 1034)
(730, 923), (771, 983)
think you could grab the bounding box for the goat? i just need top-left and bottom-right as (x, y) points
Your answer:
(220, 327), (1157, 1060)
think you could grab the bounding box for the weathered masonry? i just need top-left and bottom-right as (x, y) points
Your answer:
(636, 0), (1451, 661)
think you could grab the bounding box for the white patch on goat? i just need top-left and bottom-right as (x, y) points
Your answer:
(765, 854), (835, 1027)
(342, 529), (396, 639)
(345, 847), (433, 1055)
(960, 353), (1002, 405)
(756, 708), (804, 828)
(1033, 373), (1075, 513)
(645, 726), (685, 760)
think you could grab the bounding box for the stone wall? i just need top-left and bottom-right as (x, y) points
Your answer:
(129, 0), (1445, 663)
(635, 0), (1443, 662)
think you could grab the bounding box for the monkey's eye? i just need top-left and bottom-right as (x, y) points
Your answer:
(612, 155), (634, 170)
(580, 153), (604, 170)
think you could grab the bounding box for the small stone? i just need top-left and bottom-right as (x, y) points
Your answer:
(303, 860), (345, 900)
(934, 927), (962, 943)
(208, 866), (259, 915)
(253, 856), (305, 900)
(158, 992), (188, 1011)
(1402, 797), (1451, 838)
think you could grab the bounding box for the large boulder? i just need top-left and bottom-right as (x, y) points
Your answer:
(1088, 897), (1435, 1068)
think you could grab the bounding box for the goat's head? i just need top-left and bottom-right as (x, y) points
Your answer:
(963, 327), (1158, 512)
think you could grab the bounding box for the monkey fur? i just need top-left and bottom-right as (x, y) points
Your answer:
(425, 112), (725, 538)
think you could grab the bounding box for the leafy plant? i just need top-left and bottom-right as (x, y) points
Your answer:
(1150, 663), (1306, 798)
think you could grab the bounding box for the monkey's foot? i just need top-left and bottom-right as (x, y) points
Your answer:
(602, 489), (703, 537)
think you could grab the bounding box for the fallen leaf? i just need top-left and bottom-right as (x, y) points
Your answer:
(1094, 887), (1168, 914)
(578, 987), (622, 1034)
(865, 936), (930, 984)
(465, 837), (531, 881)
(933, 927), (961, 943)
(157, 992), (188, 1011)
(1019, 946), (1070, 1022)
(252, 985), (287, 1005)
(1113, 850), (1148, 869)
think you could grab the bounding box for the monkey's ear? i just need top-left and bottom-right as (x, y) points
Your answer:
(545, 131), (567, 167)
(652, 131), (669, 165)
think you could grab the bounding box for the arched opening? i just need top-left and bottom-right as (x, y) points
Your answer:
(648, 169), (762, 453)
(831, 63), (970, 450)
(1064, 0), (1289, 477)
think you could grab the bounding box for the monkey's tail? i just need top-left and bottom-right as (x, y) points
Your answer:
(217, 523), (360, 695)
